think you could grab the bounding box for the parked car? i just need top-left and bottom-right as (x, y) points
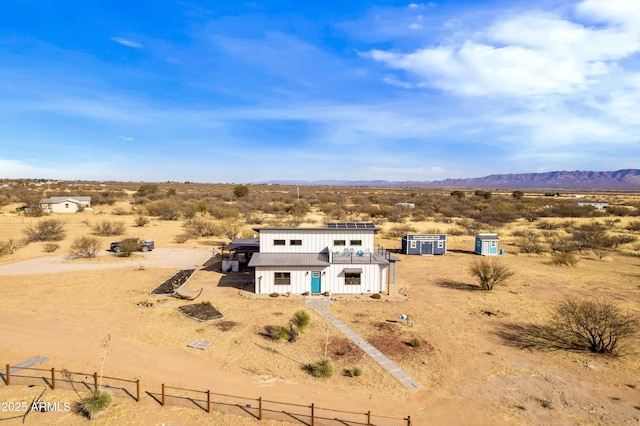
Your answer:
(110, 238), (155, 253)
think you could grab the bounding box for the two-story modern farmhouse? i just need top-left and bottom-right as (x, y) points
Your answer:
(248, 223), (397, 295)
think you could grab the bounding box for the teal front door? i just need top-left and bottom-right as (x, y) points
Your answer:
(311, 271), (321, 293)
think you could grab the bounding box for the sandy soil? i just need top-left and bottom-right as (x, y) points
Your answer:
(0, 213), (639, 425)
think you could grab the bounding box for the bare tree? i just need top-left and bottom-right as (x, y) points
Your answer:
(71, 236), (102, 258)
(551, 300), (638, 355)
(469, 258), (514, 290)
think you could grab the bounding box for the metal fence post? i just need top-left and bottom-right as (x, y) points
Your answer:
(51, 368), (55, 390)
(136, 380), (140, 402)
(5, 364), (9, 385)
(311, 403), (314, 426)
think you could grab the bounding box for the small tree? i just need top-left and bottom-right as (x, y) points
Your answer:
(117, 239), (140, 257)
(134, 215), (149, 227)
(219, 219), (242, 240)
(512, 190), (525, 199)
(79, 333), (113, 419)
(71, 236), (101, 258)
(469, 258), (514, 290)
(233, 184), (249, 198)
(551, 300), (638, 355)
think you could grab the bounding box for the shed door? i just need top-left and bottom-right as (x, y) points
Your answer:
(311, 271), (321, 293)
(421, 241), (433, 255)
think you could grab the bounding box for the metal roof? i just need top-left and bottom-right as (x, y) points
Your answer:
(248, 253), (330, 267)
(221, 239), (260, 251)
(476, 233), (499, 240)
(40, 196), (91, 204)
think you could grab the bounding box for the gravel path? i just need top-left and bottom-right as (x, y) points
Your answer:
(0, 248), (213, 276)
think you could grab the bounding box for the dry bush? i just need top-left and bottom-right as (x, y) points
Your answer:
(469, 258), (514, 290)
(219, 219), (243, 240)
(43, 243), (60, 253)
(386, 224), (417, 238)
(551, 252), (579, 267)
(146, 199), (181, 220)
(0, 239), (19, 255)
(24, 218), (66, 242)
(327, 337), (365, 364)
(627, 220), (640, 232)
(134, 215), (149, 227)
(174, 234), (190, 244)
(184, 217), (219, 237)
(71, 236), (101, 258)
(92, 220), (126, 236)
(551, 300), (638, 355)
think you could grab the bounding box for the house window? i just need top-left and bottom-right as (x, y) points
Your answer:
(274, 240), (285, 246)
(410, 241), (417, 249)
(290, 239), (302, 246)
(350, 240), (362, 246)
(274, 272), (291, 285)
(437, 241), (444, 248)
(333, 240), (346, 246)
(65, 203), (69, 208)
(345, 273), (361, 285)
(490, 241), (497, 247)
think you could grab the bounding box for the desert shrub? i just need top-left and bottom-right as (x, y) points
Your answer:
(290, 310), (311, 334)
(456, 218), (481, 236)
(0, 239), (19, 255)
(606, 206), (632, 216)
(551, 252), (579, 267)
(370, 293), (381, 299)
(146, 199), (181, 220)
(450, 190), (465, 199)
(409, 338), (421, 348)
(346, 366), (362, 377)
(92, 220), (126, 236)
(117, 239), (140, 257)
(386, 224), (417, 239)
(614, 235), (637, 246)
(136, 184), (159, 198)
(233, 184), (249, 198)
(448, 227), (465, 236)
(536, 221), (561, 230)
(220, 219), (243, 240)
(134, 215), (149, 227)
(469, 258), (514, 290)
(269, 292), (280, 298)
(43, 243), (60, 253)
(550, 300), (638, 355)
(269, 325), (290, 342)
(208, 205), (240, 220)
(627, 220), (640, 232)
(174, 234), (190, 243)
(24, 218), (66, 242)
(71, 236), (101, 258)
(79, 390), (112, 420)
(517, 231), (545, 254)
(184, 218), (218, 238)
(309, 358), (334, 378)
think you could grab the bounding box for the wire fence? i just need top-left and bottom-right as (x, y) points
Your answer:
(3, 363), (412, 425)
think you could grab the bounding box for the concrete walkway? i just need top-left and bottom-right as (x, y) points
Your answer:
(306, 298), (423, 390)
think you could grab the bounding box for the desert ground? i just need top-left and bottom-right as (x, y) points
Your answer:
(0, 189), (639, 425)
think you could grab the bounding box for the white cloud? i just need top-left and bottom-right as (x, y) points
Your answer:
(368, 0), (640, 97)
(118, 135), (134, 141)
(110, 37), (142, 48)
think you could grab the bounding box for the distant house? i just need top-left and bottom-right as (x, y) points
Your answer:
(40, 196), (91, 213)
(248, 223), (397, 295)
(401, 234), (447, 255)
(393, 203), (415, 208)
(475, 233), (499, 256)
(578, 202), (608, 210)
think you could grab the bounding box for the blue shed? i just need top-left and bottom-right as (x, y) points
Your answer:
(475, 233), (499, 256)
(402, 234), (447, 255)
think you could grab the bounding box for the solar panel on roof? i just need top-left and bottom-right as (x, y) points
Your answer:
(326, 222), (376, 229)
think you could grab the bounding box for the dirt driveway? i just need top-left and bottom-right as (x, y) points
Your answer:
(0, 248), (213, 276)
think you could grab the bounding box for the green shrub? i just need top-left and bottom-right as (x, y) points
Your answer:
(92, 220), (126, 236)
(370, 293), (381, 299)
(269, 292), (280, 298)
(269, 325), (290, 342)
(290, 310), (311, 334)
(310, 358), (334, 378)
(409, 338), (421, 348)
(117, 239), (140, 257)
(134, 215), (149, 227)
(347, 366), (362, 377)
(79, 390), (112, 419)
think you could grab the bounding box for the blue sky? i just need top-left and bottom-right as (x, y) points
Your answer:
(1, 0), (639, 183)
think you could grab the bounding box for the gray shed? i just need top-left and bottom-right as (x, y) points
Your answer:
(402, 234), (447, 255)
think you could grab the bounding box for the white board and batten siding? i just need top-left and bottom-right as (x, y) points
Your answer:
(258, 229), (375, 253)
(255, 264), (387, 295)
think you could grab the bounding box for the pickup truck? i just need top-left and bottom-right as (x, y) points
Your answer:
(110, 238), (155, 253)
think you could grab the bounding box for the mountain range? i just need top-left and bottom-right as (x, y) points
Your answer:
(265, 169), (640, 189)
